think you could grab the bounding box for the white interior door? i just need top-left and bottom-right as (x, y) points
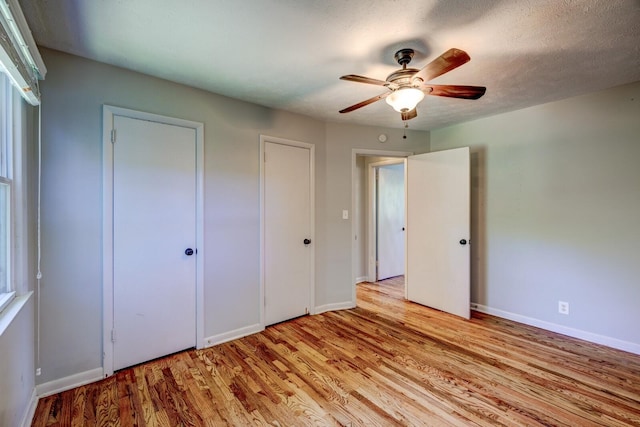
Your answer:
(113, 115), (197, 370)
(406, 147), (470, 319)
(263, 141), (313, 325)
(377, 164), (405, 280)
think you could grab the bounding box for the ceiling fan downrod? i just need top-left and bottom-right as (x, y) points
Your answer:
(394, 48), (415, 69)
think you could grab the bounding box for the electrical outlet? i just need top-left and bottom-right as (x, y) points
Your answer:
(558, 301), (569, 315)
(36, 368), (41, 376)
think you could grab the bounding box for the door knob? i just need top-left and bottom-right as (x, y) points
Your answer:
(459, 239), (467, 245)
(185, 248), (194, 256)
(303, 239), (311, 245)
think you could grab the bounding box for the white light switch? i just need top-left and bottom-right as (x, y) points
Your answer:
(342, 210), (349, 219)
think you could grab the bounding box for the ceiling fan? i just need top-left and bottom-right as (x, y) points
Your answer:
(339, 48), (486, 121)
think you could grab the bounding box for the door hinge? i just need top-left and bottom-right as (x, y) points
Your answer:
(110, 129), (117, 143)
(111, 329), (116, 342)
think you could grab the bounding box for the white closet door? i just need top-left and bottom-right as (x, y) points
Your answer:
(263, 141), (312, 325)
(113, 115), (197, 370)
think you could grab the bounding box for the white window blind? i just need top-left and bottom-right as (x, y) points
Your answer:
(0, 0), (45, 105)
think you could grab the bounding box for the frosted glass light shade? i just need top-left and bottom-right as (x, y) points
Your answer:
(386, 88), (425, 112)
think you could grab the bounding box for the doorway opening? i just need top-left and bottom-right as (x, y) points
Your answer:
(370, 160), (405, 283)
(352, 149), (412, 306)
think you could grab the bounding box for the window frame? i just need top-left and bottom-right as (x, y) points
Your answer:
(0, 71), (24, 315)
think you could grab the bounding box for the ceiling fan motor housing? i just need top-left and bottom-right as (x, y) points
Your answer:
(387, 68), (421, 87)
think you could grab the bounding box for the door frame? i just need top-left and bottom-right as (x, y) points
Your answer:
(259, 135), (315, 328)
(351, 149), (413, 306)
(367, 158), (406, 282)
(102, 105), (205, 377)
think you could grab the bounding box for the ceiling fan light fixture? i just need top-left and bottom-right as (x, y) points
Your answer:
(385, 87), (424, 112)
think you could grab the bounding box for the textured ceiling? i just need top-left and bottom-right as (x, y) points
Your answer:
(19, 0), (640, 130)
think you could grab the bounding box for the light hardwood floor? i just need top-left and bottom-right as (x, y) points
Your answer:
(32, 277), (640, 426)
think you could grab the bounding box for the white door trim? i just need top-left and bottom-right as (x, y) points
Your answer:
(259, 135), (315, 328)
(102, 105), (205, 377)
(351, 149), (413, 306)
(367, 158), (405, 282)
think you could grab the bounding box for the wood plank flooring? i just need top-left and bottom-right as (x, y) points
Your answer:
(32, 277), (640, 426)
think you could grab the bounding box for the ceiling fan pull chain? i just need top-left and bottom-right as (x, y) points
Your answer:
(403, 121), (408, 139)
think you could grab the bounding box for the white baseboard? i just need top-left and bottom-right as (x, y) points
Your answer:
(204, 323), (263, 348)
(472, 303), (640, 356)
(19, 388), (38, 427)
(355, 276), (369, 284)
(315, 301), (356, 315)
(36, 367), (104, 398)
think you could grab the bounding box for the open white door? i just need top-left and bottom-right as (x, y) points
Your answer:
(377, 164), (405, 280)
(406, 147), (470, 319)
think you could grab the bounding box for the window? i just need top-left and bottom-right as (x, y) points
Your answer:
(0, 0), (44, 318)
(0, 72), (15, 312)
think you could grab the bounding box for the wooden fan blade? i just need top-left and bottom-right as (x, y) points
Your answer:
(340, 74), (389, 86)
(339, 91), (390, 113)
(401, 108), (417, 121)
(412, 48), (471, 83)
(425, 85), (486, 100)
